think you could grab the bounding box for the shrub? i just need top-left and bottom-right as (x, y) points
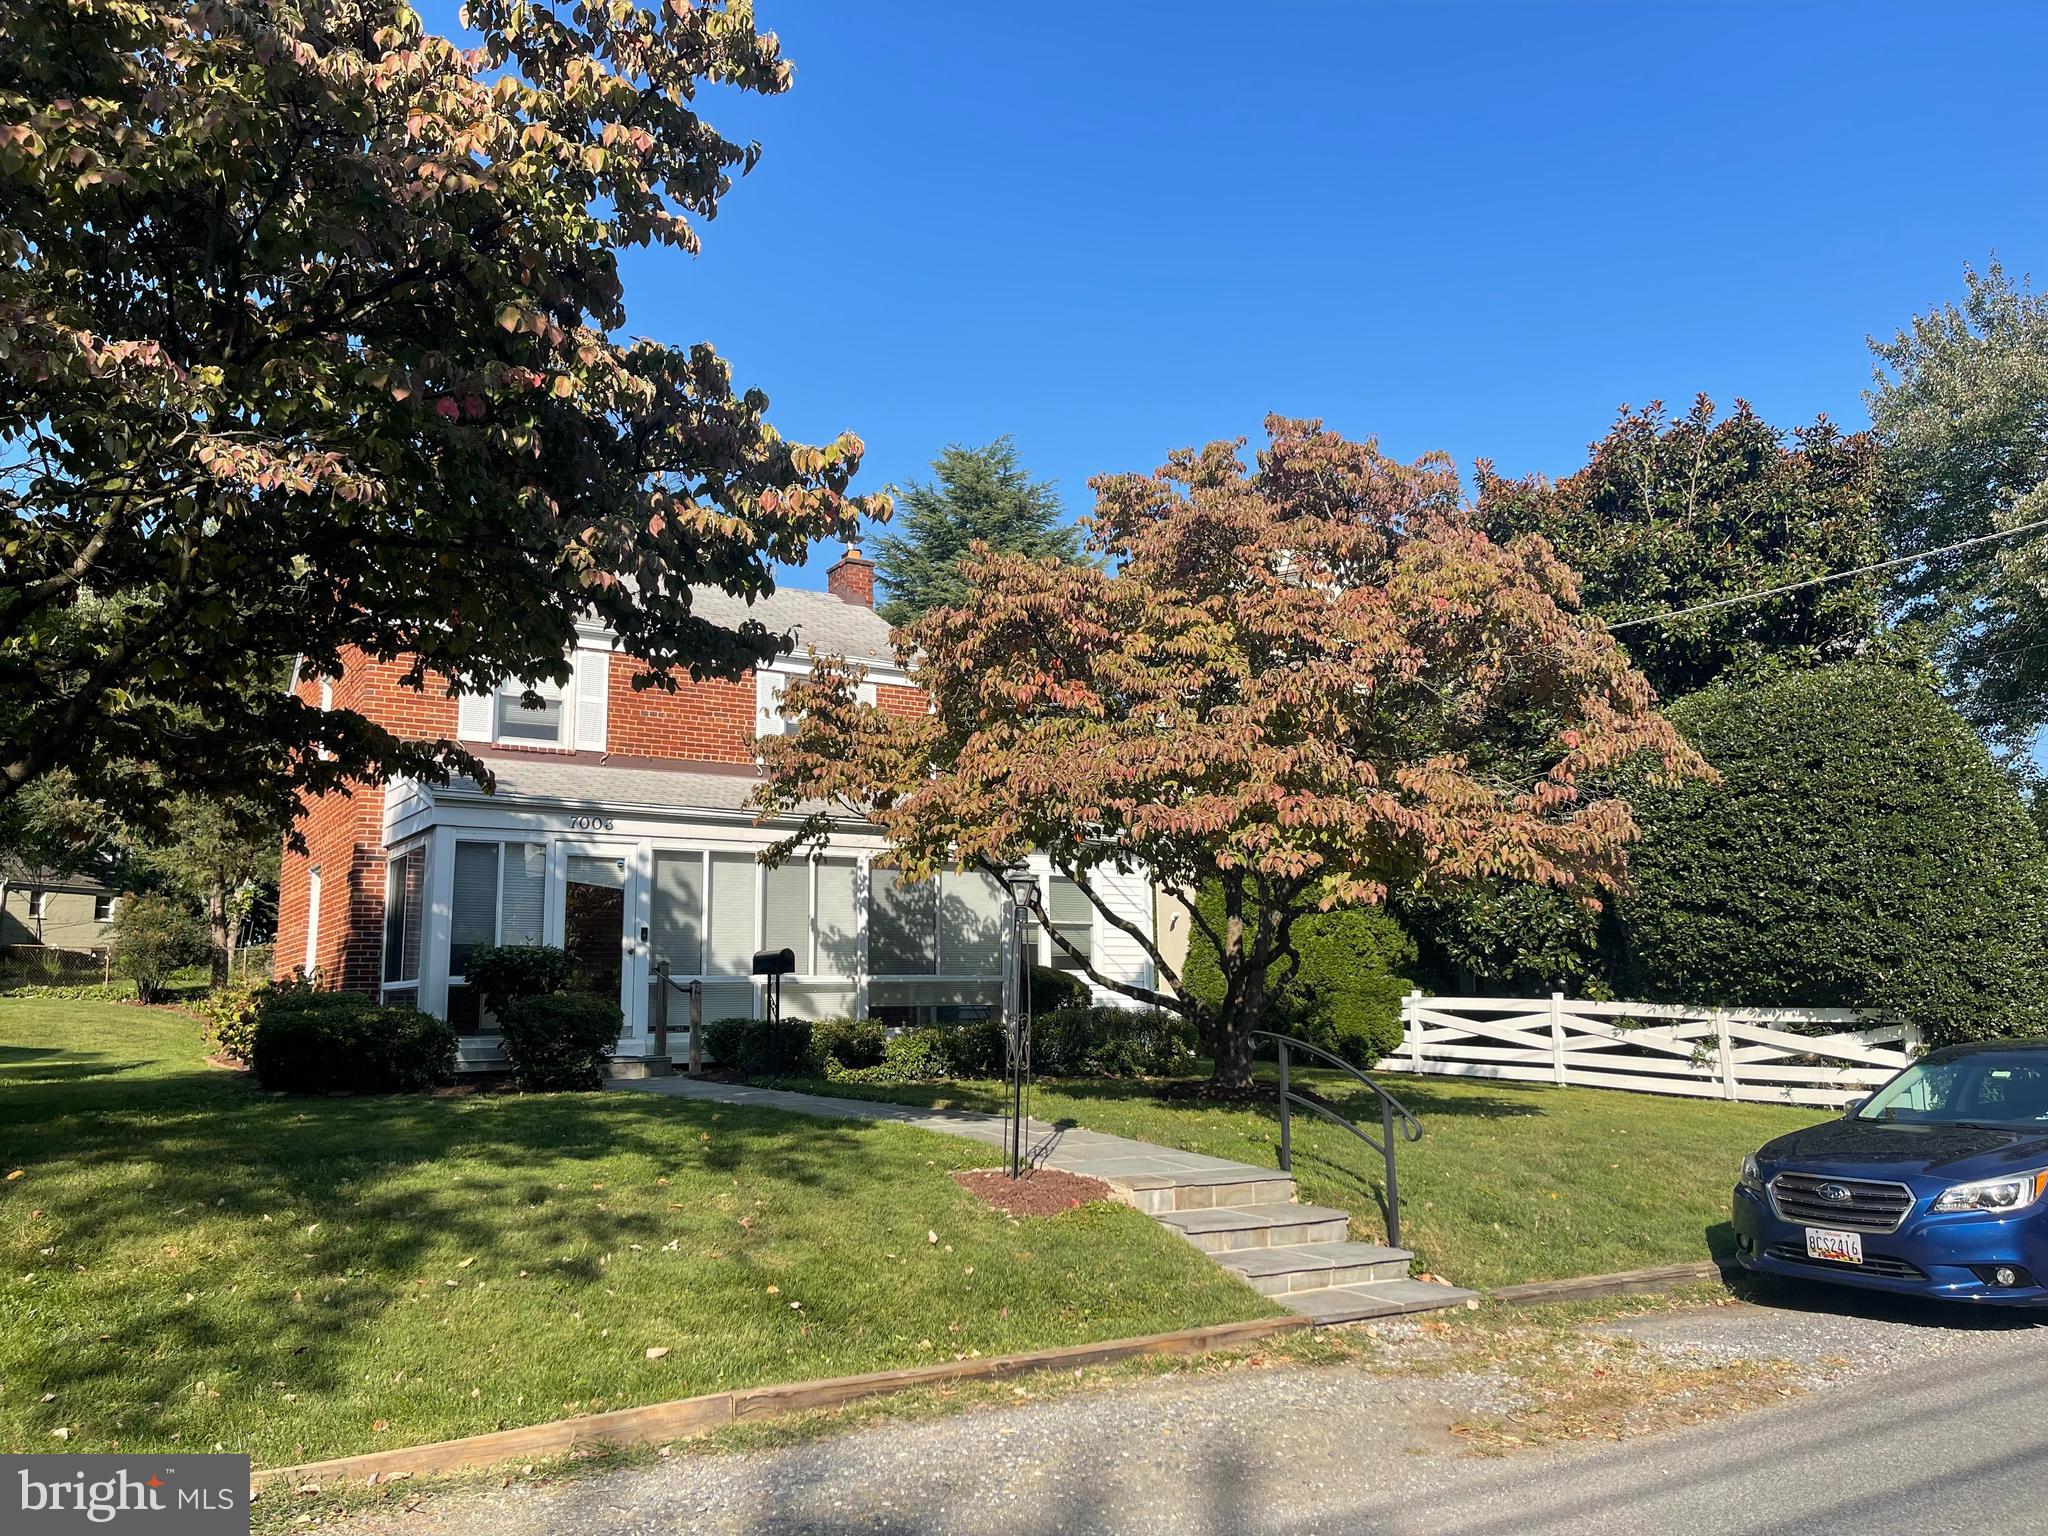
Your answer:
(201, 971), (269, 1062)
(250, 989), (456, 1094)
(807, 1015), (886, 1073)
(1181, 881), (1417, 1065)
(499, 993), (624, 1090)
(462, 944), (575, 1016)
(702, 1015), (813, 1076)
(943, 1016), (1008, 1077)
(1617, 664), (2048, 1045)
(1024, 964), (1089, 1019)
(108, 894), (207, 1005)
(1033, 1006), (1196, 1078)
(831, 1027), (954, 1085)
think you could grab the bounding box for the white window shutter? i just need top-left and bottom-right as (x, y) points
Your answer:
(755, 669), (789, 737)
(573, 646), (608, 751)
(456, 690), (492, 743)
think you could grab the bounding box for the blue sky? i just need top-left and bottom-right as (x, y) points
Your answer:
(593, 3), (2046, 589)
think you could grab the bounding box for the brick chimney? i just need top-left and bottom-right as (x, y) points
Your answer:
(827, 545), (875, 608)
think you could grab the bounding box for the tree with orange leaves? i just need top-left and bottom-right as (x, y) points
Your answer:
(758, 417), (1707, 1087)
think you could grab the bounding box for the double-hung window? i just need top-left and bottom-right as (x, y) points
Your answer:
(457, 646), (609, 752)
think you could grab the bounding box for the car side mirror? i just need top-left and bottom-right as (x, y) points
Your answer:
(1842, 1095), (1869, 1118)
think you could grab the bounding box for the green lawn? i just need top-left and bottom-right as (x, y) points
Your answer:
(767, 1067), (1831, 1290)
(0, 1000), (1269, 1466)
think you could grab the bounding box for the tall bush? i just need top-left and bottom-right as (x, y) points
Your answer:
(1182, 882), (1417, 1065)
(108, 893), (207, 1004)
(1616, 663), (2048, 1044)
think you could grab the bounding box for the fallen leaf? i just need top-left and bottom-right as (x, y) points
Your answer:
(5, 1170), (23, 1181)
(644, 1347), (669, 1360)
(372, 1419), (390, 1433)
(927, 1230), (938, 1245)
(458, 1257), (476, 1269)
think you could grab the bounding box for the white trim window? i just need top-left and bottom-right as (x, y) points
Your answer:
(457, 644), (609, 752)
(93, 893), (116, 922)
(446, 839), (547, 1034)
(303, 866), (322, 975)
(27, 889), (47, 921)
(380, 845), (425, 1000)
(755, 666), (876, 739)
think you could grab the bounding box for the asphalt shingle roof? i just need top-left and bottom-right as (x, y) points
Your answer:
(687, 583), (896, 665)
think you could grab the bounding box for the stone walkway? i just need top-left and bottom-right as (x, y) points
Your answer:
(611, 1074), (1477, 1322)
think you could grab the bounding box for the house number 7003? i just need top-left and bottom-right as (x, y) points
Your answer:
(569, 815), (616, 831)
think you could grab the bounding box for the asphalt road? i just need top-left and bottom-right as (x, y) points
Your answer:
(342, 1289), (2048, 1536)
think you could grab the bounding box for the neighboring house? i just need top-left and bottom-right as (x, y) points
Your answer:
(275, 549), (1160, 1068)
(0, 860), (122, 951)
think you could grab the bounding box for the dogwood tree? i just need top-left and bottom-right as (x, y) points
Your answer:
(0, 0), (887, 825)
(758, 417), (1707, 1087)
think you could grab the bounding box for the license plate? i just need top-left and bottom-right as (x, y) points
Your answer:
(1806, 1227), (1864, 1264)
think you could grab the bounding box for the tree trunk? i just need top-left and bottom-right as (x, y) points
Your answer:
(207, 886), (231, 989)
(1210, 968), (1266, 1090)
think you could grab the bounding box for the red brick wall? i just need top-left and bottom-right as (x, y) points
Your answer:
(606, 653), (757, 763)
(274, 652), (458, 993)
(876, 682), (926, 718)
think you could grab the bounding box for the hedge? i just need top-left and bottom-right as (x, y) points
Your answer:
(499, 992), (624, 1091)
(250, 988), (456, 1094)
(1616, 663), (2048, 1044)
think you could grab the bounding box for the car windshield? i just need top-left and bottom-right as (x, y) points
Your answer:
(1858, 1051), (2048, 1128)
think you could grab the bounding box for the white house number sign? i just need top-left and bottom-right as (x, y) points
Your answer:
(568, 815), (616, 831)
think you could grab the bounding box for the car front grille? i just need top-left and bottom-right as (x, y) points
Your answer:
(1764, 1243), (1926, 1281)
(1770, 1171), (1916, 1233)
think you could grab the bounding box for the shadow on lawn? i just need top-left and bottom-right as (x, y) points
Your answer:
(3, 1057), (890, 1420)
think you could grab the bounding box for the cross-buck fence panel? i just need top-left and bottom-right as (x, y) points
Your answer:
(1379, 993), (1921, 1109)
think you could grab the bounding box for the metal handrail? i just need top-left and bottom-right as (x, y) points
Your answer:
(1251, 1029), (1423, 1249)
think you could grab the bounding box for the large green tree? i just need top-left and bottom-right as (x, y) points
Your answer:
(1870, 262), (2048, 756)
(1440, 397), (1891, 995)
(1617, 663), (2048, 1044)
(1477, 397), (1891, 702)
(0, 0), (887, 828)
(128, 793), (283, 985)
(758, 417), (1704, 1087)
(872, 437), (1076, 625)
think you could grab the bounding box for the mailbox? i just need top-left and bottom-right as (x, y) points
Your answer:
(752, 947), (797, 1025)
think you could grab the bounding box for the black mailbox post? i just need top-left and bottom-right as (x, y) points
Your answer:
(752, 947), (797, 1024)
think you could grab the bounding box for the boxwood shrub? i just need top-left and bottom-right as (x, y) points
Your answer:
(498, 992), (624, 1091)
(702, 1015), (813, 1076)
(251, 989), (456, 1094)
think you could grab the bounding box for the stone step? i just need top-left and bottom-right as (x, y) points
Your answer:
(1214, 1241), (1414, 1296)
(1155, 1202), (1351, 1254)
(1108, 1167), (1298, 1215)
(1282, 1278), (1482, 1325)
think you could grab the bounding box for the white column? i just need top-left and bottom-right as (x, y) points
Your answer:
(420, 826), (457, 1020)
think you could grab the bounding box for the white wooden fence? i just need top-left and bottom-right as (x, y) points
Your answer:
(1379, 993), (1922, 1109)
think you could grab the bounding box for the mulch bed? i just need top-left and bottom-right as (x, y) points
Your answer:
(952, 1168), (1111, 1217)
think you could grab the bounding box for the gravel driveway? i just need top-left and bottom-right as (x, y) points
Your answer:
(320, 1280), (2048, 1536)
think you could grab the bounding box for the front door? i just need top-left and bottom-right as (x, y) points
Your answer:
(562, 846), (638, 1037)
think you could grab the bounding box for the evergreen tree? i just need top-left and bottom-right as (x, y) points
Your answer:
(873, 438), (1077, 624)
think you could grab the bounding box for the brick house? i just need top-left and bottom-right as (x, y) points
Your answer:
(274, 549), (1159, 1068)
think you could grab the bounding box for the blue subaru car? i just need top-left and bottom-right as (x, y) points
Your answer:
(1733, 1039), (2048, 1305)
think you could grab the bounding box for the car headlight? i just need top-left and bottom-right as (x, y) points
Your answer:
(1740, 1153), (1764, 1192)
(1931, 1170), (2048, 1214)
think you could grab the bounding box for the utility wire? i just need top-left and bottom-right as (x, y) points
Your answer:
(1601, 514), (2048, 635)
